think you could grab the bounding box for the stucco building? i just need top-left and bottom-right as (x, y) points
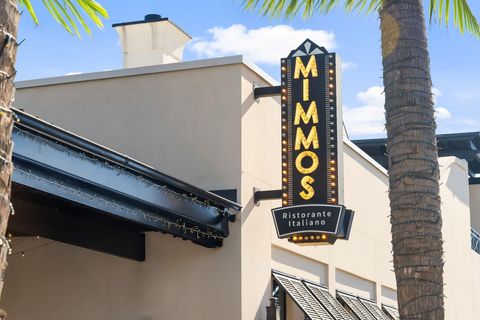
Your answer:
(1, 15), (479, 320)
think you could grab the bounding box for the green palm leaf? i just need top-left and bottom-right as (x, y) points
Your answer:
(430, 0), (480, 37)
(244, 0), (479, 36)
(17, 0), (108, 38)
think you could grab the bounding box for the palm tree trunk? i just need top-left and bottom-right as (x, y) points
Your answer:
(380, 0), (444, 318)
(0, 0), (20, 308)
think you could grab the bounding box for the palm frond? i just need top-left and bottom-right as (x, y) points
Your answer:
(17, 0), (109, 38)
(17, 0), (39, 25)
(243, 0), (381, 18)
(430, 0), (480, 37)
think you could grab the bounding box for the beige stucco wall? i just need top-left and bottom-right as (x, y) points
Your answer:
(3, 232), (241, 320)
(3, 57), (479, 320)
(439, 157), (480, 319)
(469, 184), (480, 231)
(13, 60), (242, 189)
(267, 140), (397, 308)
(6, 58), (247, 320)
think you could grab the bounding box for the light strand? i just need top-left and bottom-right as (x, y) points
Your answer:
(0, 105), (19, 122)
(10, 240), (54, 257)
(15, 128), (228, 217)
(0, 236), (11, 255)
(14, 166), (223, 241)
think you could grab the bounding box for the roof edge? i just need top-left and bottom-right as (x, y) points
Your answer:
(16, 55), (246, 89)
(344, 139), (388, 177)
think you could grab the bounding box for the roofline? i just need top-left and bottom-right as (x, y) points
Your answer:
(112, 16), (169, 28)
(15, 55), (277, 89)
(112, 17), (192, 40)
(344, 139), (388, 177)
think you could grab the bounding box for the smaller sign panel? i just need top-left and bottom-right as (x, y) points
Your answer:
(272, 204), (344, 238)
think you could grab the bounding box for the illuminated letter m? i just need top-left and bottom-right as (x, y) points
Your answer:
(294, 55), (318, 79)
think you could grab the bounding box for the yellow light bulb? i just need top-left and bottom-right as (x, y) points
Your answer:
(331, 167), (335, 171)
(282, 193), (288, 198)
(282, 125), (287, 130)
(331, 198), (337, 203)
(331, 182), (336, 187)
(282, 178), (287, 182)
(321, 234), (327, 240)
(282, 162), (287, 167)
(282, 140), (287, 145)
(329, 69), (334, 74)
(298, 236), (303, 241)
(292, 235), (298, 241)
(281, 66), (286, 72)
(331, 175), (336, 179)
(282, 200), (288, 205)
(282, 148), (287, 152)
(310, 235), (315, 240)
(282, 96), (286, 101)
(330, 160), (335, 164)
(316, 235), (321, 240)
(282, 170), (287, 175)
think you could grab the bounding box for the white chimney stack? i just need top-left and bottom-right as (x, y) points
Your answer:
(113, 14), (192, 68)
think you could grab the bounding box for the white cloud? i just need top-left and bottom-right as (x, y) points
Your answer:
(344, 86), (385, 137)
(432, 87), (442, 104)
(189, 24), (336, 65)
(344, 86), (453, 137)
(341, 61), (357, 71)
(435, 107), (451, 120)
(65, 71), (82, 76)
(431, 87), (452, 120)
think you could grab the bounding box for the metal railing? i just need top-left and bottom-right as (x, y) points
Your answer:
(472, 228), (480, 254)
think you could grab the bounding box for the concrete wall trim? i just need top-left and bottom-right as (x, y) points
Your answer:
(16, 55), (277, 89)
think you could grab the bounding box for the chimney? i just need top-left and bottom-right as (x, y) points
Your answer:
(113, 14), (192, 68)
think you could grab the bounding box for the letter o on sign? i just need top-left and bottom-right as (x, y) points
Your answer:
(295, 151), (319, 174)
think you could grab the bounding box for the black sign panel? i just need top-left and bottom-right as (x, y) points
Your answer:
(272, 204), (343, 238)
(280, 39), (339, 207)
(273, 39), (354, 245)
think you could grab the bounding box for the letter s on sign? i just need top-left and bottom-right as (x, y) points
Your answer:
(299, 176), (315, 200)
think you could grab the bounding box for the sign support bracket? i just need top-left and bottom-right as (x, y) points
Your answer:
(253, 188), (282, 205)
(253, 86), (281, 100)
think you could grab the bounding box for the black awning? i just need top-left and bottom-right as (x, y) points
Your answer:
(359, 298), (391, 320)
(303, 281), (353, 320)
(337, 291), (377, 320)
(381, 304), (399, 320)
(8, 108), (241, 260)
(272, 271), (333, 320)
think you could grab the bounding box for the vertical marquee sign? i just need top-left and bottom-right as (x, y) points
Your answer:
(272, 39), (354, 245)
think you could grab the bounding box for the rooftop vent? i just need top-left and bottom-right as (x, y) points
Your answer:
(113, 14), (192, 68)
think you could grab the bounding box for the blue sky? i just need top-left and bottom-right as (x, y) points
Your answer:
(15, 0), (480, 139)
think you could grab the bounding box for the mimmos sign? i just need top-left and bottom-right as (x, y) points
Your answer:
(272, 40), (354, 245)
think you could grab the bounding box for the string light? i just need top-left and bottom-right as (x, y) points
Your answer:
(0, 236), (11, 255)
(280, 58), (289, 207)
(9, 239), (55, 257)
(13, 128), (230, 242)
(15, 166), (224, 241)
(0, 105), (20, 122)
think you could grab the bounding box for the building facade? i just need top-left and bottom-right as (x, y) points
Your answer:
(1, 15), (479, 320)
